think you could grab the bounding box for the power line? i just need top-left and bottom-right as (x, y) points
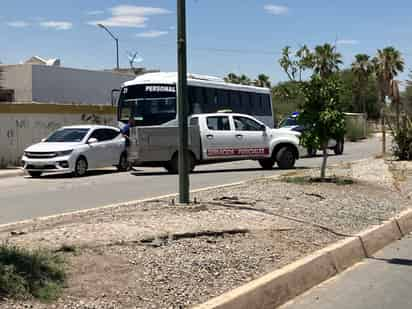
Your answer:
(192, 47), (281, 56)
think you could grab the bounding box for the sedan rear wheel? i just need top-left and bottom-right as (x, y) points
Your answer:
(74, 157), (88, 177)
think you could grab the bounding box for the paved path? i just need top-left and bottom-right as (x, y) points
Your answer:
(0, 137), (382, 224)
(281, 234), (412, 309)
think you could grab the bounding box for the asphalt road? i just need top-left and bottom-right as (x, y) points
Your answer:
(0, 136), (383, 224)
(280, 234), (412, 309)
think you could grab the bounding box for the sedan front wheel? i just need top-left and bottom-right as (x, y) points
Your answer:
(74, 157), (88, 177)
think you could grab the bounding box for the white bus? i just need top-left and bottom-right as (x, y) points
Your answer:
(117, 72), (274, 128)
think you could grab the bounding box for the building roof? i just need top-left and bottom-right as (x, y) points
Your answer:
(24, 56), (61, 66)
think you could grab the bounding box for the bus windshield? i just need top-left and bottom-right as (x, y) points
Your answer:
(118, 84), (177, 126)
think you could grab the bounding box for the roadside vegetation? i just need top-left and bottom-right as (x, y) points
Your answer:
(0, 244), (66, 301)
(225, 42), (412, 164)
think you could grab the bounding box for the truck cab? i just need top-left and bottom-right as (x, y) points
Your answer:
(128, 113), (302, 173)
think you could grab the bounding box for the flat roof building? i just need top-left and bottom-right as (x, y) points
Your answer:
(0, 62), (140, 105)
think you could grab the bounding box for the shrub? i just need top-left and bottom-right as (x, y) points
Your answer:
(391, 116), (412, 160)
(0, 244), (66, 301)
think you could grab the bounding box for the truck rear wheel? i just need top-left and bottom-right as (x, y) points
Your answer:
(164, 152), (196, 174)
(258, 158), (275, 170)
(276, 146), (296, 169)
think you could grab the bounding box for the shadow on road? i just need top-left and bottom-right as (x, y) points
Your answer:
(26, 169), (120, 180)
(131, 166), (309, 177)
(371, 257), (412, 267)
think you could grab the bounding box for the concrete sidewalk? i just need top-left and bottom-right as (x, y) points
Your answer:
(0, 168), (25, 179)
(281, 234), (412, 309)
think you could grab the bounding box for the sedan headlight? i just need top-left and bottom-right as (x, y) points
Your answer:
(56, 150), (73, 157)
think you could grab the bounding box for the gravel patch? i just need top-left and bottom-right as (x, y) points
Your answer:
(1, 158), (411, 309)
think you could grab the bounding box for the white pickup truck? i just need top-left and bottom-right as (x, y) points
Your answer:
(127, 113), (302, 173)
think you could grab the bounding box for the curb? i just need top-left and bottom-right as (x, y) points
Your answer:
(0, 169), (25, 179)
(194, 209), (411, 309)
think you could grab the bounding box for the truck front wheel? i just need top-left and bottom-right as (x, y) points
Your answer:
(164, 152), (196, 174)
(258, 158), (275, 170)
(276, 146), (296, 169)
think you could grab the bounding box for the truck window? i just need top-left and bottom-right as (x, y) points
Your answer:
(233, 116), (264, 131)
(207, 116), (231, 131)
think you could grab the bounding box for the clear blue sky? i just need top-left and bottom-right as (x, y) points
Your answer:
(1, 0), (412, 84)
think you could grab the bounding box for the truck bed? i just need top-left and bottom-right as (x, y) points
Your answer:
(128, 126), (201, 165)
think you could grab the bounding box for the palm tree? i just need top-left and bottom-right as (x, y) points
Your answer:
(279, 46), (297, 81)
(351, 54), (374, 115)
(296, 45), (313, 81)
(373, 47), (404, 100)
(224, 73), (240, 84)
(254, 74), (271, 88)
(312, 43), (342, 79)
(238, 74), (252, 85)
(372, 46), (404, 153)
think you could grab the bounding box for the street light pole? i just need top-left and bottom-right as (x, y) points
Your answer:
(177, 0), (190, 204)
(98, 23), (119, 71)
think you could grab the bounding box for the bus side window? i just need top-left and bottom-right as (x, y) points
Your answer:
(251, 94), (259, 115)
(204, 87), (216, 113)
(217, 89), (229, 110)
(230, 90), (240, 111)
(240, 92), (249, 114)
(188, 86), (202, 114)
(262, 94), (271, 114)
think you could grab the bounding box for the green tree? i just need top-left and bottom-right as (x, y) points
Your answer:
(295, 45), (314, 81)
(238, 74), (252, 85)
(351, 54), (374, 116)
(312, 43), (342, 79)
(224, 73), (240, 84)
(337, 69), (380, 118)
(272, 81), (304, 122)
(279, 46), (298, 81)
(298, 76), (346, 178)
(403, 72), (412, 116)
(254, 74), (271, 88)
(373, 47), (404, 108)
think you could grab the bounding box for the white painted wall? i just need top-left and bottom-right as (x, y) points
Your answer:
(0, 112), (115, 167)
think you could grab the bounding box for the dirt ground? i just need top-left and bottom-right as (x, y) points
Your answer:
(1, 158), (411, 309)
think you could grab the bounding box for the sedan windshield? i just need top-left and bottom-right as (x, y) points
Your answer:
(45, 128), (89, 143)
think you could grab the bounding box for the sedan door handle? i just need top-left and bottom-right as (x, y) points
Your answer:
(236, 134), (243, 138)
(206, 134), (214, 139)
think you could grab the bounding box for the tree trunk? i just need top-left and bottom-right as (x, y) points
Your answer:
(320, 144), (328, 179)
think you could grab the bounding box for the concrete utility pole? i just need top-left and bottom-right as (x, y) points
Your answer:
(98, 23), (120, 71)
(177, 0), (190, 204)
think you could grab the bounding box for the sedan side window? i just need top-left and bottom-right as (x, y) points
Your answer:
(206, 116), (230, 131)
(234, 116), (264, 131)
(88, 129), (104, 142)
(101, 129), (120, 141)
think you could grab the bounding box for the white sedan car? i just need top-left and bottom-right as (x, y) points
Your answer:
(22, 125), (128, 177)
